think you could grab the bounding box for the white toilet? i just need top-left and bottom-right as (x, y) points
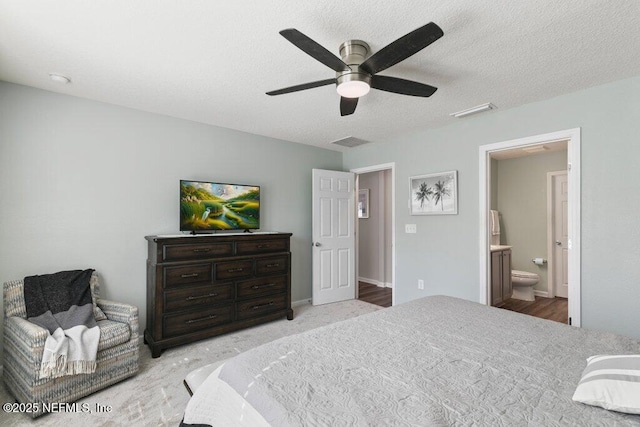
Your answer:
(490, 210), (540, 302)
(511, 270), (539, 301)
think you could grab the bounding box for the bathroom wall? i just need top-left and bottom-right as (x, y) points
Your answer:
(496, 150), (568, 294)
(490, 158), (499, 211)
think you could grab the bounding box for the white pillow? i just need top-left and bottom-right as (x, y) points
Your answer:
(573, 354), (640, 414)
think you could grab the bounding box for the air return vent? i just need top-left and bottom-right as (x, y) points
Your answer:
(330, 136), (370, 148)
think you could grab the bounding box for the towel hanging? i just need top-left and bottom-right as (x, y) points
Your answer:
(490, 210), (500, 236)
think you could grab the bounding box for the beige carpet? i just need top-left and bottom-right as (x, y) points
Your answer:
(0, 300), (381, 426)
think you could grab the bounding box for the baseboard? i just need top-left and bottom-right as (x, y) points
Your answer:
(358, 277), (393, 288)
(534, 290), (550, 298)
(292, 299), (311, 308)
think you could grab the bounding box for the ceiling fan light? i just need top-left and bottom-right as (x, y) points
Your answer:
(336, 80), (370, 98)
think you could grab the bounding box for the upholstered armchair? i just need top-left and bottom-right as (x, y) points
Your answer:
(3, 273), (139, 418)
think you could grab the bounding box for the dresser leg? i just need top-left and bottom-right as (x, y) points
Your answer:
(144, 331), (162, 357)
(151, 346), (163, 358)
(287, 309), (294, 321)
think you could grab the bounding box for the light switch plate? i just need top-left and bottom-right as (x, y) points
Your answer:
(405, 224), (417, 233)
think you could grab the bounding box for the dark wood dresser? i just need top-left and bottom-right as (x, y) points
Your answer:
(144, 232), (293, 357)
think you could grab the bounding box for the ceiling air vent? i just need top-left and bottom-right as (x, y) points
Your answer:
(330, 136), (370, 148)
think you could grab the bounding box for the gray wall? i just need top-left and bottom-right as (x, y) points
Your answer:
(496, 151), (568, 293)
(0, 82), (342, 354)
(343, 75), (640, 339)
(2, 72), (639, 350)
(357, 170), (392, 286)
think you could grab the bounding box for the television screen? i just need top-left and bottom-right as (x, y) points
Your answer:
(180, 180), (260, 231)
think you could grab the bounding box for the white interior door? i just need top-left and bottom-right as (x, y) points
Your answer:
(553, 172), (569, 298)
(312, 169), (355, 305)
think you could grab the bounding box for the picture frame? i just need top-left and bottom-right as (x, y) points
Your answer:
(410, 170), (458, 215)
(358, 189), (370, 218)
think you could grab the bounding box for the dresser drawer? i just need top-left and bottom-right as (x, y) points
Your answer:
(215, 260), (253, 280)
(164, 283), (234, 313)
(236, 239), (288, 255)
(237, 276), (287, 299)
(162, 242), (233, 262)
(163, 305), (233, 338)
(255, 256), (288, 276)
(236, 294), (286, 320)
(164, 264), (212, 288)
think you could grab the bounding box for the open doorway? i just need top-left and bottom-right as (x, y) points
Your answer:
(479, 129), (581, 326)
(488, 141), (568, 323)
(351, 163), (396, 307)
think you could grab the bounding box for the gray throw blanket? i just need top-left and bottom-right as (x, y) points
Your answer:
(24, 269), (100, 379)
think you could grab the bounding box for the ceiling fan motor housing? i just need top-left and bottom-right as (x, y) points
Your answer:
(337, 40), (372, 91)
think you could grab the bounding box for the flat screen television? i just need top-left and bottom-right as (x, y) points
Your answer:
(180, 180), (260, 232)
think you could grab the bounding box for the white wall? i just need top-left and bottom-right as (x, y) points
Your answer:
(343, 74), (640, 339)
(0, 82), (342, 354)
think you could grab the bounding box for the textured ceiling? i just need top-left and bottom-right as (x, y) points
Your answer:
(1, 1), (639, 151)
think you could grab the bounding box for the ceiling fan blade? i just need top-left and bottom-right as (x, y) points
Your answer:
(340, 97), (358, 116)
(279, 29), (350, 72)
(371, 75), (437, 97)
(266, 78), (336, 96)
(359, 22), (443, 75)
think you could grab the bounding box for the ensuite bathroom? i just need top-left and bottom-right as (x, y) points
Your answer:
(489, 141), (568, 323)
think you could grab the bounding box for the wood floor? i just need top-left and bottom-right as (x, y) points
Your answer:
(499, 296), (568, 324)
(357, 282), (566, 321)
(358, 281), (392, 308)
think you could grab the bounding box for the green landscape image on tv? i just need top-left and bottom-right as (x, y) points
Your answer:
(180, 180), (260, 231)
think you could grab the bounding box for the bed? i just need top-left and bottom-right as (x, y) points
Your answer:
(181, 296), (640, 426)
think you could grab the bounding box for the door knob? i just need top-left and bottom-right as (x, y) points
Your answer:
(314, 242), (321, 247)
(555, 241), (562, 246)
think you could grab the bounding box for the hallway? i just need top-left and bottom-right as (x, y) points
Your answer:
(358, 281), (392, 308)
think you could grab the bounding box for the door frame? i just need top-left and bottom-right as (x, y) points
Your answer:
(478, 128), (581, 326)
(547, 170), (568, 298)
(350, 162), (396, 306)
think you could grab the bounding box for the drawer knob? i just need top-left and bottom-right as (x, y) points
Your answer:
(185, 314), (217, 324)
(181, 273), (199, 278)
(227, 268), (244, 273)
(251, 283), (275, 290)
(192, 248), (211, 253)
(252, 301), (274, 310)
(265, 263), (280, 268)
(256, 244), (270, 248)
(186, 293), (218, 301)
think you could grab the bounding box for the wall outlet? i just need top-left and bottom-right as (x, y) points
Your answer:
(405, 224), (417, 233)
(418, 279), (424, 290)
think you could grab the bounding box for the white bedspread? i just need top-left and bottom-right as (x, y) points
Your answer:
(184, 296), (640, 426)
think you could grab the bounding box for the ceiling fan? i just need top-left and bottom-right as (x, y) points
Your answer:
(266, 22), (444, 116)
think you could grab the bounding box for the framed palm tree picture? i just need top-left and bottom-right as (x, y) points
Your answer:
(410, 171), (458, 215)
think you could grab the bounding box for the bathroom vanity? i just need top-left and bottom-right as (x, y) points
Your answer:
(490, 245), (512, 306)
